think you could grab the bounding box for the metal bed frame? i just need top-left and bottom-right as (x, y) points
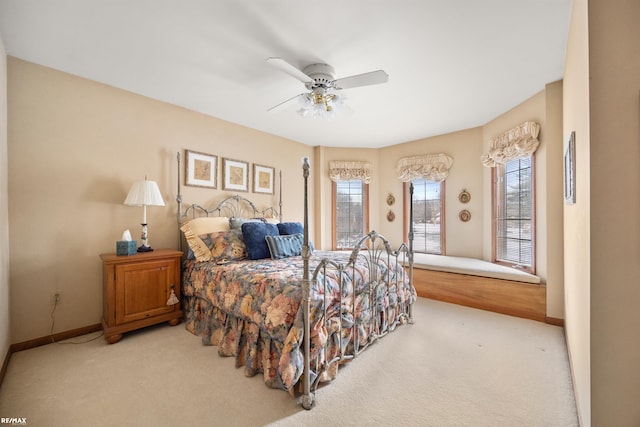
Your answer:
(176, 152), (415, 410)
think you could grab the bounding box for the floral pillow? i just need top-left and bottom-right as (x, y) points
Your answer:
(192, 229), (247, 263)
(181, 217), (231, 260)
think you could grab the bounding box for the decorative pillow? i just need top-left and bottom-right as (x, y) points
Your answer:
(181, 217), (230, 260)
(182, 217), (230, 234)
(277, 221), (314, 250)
(241, 222), (280, 260)
(229, 217), (266, 230)
(265, 233), (305, 259)
(198, 229), (247, 263)
(277, 222), (304, 235)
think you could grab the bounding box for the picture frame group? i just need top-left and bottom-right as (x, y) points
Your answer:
(185, 149), (275, 194)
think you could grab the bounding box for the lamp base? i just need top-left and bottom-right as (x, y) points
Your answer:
(137, 245), (154, 253)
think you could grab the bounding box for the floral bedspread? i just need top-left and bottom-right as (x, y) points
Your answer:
(182, 250), (416, 390)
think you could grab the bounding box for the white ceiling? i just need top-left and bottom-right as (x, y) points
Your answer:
(0, 0), (571, 148)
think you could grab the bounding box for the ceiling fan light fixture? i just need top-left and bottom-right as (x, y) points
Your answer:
(267, 57), (387, 120)
(298, 91), (342, 120)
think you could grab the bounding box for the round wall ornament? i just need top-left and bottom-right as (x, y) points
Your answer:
(459, 209), (471, 222)
(386, 194), (395, 206)
(387, 210), (396, 222)
(459, 190), (471, 204)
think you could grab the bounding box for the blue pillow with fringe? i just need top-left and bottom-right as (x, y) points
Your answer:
(265, 233), (305, 259)
(277, 221), (315, 251)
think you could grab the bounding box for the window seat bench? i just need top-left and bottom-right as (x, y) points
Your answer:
(408, 254), (547, 323)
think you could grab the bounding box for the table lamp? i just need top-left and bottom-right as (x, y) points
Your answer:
(124, 178), (165, 252)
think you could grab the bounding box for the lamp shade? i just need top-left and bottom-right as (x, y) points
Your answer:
(124, 180), (165, 207)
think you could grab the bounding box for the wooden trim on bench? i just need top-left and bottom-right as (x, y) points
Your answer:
(545, 316), (564, 327)
(413, 268), (547, 322)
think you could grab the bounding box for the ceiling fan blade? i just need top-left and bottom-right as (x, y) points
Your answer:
(333, 70), (389, 90)
(267, 93), (306, 112)
(266, 57), (313, 84)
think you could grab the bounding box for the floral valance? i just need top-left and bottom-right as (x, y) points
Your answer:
(395, 153), (453, 182)
(328, 160), (372, 184)
(481, 121), (540, 167)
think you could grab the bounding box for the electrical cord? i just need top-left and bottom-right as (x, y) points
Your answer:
(49, 297), (104, 344)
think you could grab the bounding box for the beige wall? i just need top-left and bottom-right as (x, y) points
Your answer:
(563, 0), (591, 423)
(0, 34), (11, 365)
(7, 58), (313, 343)
(543, 81), (566, 321)
(564, 0), (640, 424)
(588, 0), (640, 424)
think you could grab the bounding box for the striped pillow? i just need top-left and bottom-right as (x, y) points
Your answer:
(265, 233), (305, 259)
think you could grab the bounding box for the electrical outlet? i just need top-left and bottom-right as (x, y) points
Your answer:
(53, 290), (62, 305)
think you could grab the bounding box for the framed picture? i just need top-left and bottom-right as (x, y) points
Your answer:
(564, 131), (576, 205)
(222, 158), (249, 192)
(185, 150), (217, 189)
(252, 164), (275, 194)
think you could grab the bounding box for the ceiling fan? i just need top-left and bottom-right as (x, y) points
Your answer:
(266, 57), (389, 119)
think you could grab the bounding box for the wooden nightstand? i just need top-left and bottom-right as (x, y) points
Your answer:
(100, 249), (183, 344)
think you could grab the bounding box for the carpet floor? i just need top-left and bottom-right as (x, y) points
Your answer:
(0, 298), (579, 426)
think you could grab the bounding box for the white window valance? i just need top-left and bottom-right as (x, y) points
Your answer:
(481, 121), (540, 167)
(395, 153), (453, 182)
(328, 160), (372, 184)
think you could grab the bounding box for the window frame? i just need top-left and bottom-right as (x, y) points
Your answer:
(491, 155), (536, 274)
(331, 180), (369, 250)
(403, 180), (446, 255)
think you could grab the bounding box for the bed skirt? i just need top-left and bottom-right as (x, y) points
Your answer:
(183, 295), (341, 391)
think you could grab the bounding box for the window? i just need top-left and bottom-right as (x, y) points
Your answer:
(493, 156), (535, 272)
(407, 179), (444, 255)
(333, 180), (368, 250)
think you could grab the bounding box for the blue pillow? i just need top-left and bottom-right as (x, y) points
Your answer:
(277, 222), (304, 235)
(265, 233), (305, 259)
(241, 222), (279, 260)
